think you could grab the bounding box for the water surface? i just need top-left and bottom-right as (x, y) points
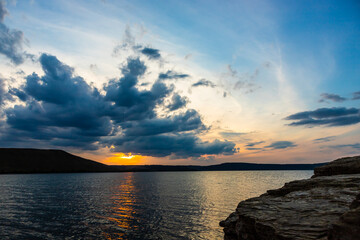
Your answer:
(0, 171), (312, 239)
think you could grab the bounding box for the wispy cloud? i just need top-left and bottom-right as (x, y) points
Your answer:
(265, 141), (297, 150)
(0, 0), (27, 65)
(246, 141), (265, 147)
(319, 93), (346, 103)
(159, 70), (190, 80)
(219, 131), (246, 138)
(192, 79), (216, 88)
(352, 91), (360, 100)
(313, 136), (336, 143)
(330, 143), (360, 149)
(285, 107), (360, 127)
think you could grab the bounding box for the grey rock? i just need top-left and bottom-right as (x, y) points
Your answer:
(220, 156), (360, 240)
(314, 156), (360, 177)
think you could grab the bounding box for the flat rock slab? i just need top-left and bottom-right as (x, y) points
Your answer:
(220, 174), (360, 240)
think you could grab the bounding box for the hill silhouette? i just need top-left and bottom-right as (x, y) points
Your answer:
(0, 148), (113, 173)
(0, 148), (326, 174)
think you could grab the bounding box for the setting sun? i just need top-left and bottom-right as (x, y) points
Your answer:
(104, 153), (144, 165)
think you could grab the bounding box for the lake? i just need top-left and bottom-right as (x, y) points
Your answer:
(0, 171), (312, 239)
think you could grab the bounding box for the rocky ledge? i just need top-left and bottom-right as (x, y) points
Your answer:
(220, 156), (360, 240)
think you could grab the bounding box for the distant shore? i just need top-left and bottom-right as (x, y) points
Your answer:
(0, 148), (326, 174)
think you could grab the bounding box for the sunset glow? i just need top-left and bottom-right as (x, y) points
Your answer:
(0, 0), (359, 165)
(104, 153), (144, 165)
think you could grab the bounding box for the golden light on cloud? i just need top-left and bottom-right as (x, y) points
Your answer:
(104, 152), (144, 165)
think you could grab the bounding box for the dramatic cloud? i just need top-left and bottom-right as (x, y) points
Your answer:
(2, 53), (236, 158)
(104, 134), (237, 158)
(8, 88), (28, 101)
(0, 1), (26, 65)
(140, 47), (161, 60)
(104, 58), (172, 121)
(167, 93), (188, 111)
(3, 54), (112, 150)
(159, 70), (189, 80)
(265, 141), (297, 149)
(119, 110), (206, 137)
(352, 91), (360, 100)
(192, 79), (216, 88)
(285, 107), (360, 127)
(319, 93), (346, 103)
(313, 136), (336, 143)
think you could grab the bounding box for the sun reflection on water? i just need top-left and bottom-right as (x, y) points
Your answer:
(102, 173), (140, 239)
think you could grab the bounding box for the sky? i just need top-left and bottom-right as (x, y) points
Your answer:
(0, 0), (359, 165)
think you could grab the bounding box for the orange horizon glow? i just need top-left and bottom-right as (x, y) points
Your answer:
(103, 152), (144, 165)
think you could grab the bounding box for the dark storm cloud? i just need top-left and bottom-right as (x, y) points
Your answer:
(8, 88), (28, 101)
(104, 58), (174, 121)
(105, 134), (237, 158)
(285, 107), (360, 127)
(2, 54), (237, 158)
(158, 70), (190, 80)
(0, 1), (27, 65)
(352, 91), (360, 100)
(119, 109), (206, 137)
(313, 136), (336, 143)
(140, 47), (161, 60)
(3, 53), (113, 150)
(192, 79), (216, 88)
(319, 93), (346, 103)
(265, 141), (296, 149)
(167, 93), (188, 111)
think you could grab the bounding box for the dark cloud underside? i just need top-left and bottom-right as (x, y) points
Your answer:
(167, 93), (188, 111)
(1, 54), (236, 158)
